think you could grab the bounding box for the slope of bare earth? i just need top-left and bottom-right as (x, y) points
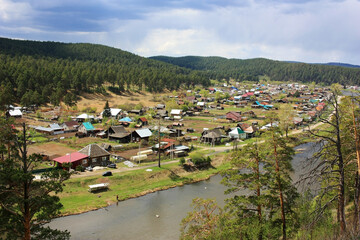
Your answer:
(75, 90), (167, 111)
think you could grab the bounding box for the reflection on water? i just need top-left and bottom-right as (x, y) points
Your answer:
(49, 175), (230, 240)
(48, 142), (319, 240)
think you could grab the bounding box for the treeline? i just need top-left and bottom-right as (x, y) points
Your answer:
(0, 37), (210, 106)
(150, 56), (360, 85)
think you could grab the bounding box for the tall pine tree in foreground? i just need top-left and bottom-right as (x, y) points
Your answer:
(0, 121), (71, 240)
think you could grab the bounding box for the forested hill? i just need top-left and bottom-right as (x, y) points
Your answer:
(0, 37), (209, 107)
(150, 56), (360, 85)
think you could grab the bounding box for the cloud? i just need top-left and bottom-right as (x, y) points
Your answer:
(0, 0), (359, 64)
(0, 0), (34, 23)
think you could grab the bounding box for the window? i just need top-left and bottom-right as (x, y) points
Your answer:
(92, 158), (97, 163)
(82, 160), (87, 165)
(102, 157), (107, 161)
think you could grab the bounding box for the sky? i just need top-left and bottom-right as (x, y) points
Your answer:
(1, 0), (360, 65)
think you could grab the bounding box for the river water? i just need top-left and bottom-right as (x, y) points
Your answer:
(48, 142), (319, 240)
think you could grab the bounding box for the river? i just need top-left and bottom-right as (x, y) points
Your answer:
(48, 142), (319, 240)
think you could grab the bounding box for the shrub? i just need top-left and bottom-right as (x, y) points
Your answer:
(75, 165), (84, 172)
(179, 157), (185, 166)
(189, 152), (212, 168)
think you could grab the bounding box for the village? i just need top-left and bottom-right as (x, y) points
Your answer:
(4, 81), (333, 178)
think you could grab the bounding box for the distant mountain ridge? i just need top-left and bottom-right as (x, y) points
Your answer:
(324, 62), (360, 68)
(286, 60), (360, 69)
(150, 56), (360, 86)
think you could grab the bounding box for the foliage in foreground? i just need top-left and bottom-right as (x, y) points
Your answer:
(0, 120), (71, 240)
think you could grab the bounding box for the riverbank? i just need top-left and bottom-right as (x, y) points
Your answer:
(58, 153), (231, 216)
(58, 132), (314, 216)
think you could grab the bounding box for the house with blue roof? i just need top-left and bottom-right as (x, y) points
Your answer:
(78, 122), (96, 136)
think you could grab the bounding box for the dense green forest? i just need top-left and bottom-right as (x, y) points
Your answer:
(0, 37), (209, 107)
(150, 56), (360, 85)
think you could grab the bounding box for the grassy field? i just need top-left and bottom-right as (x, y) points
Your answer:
(59, 154), (230, 215)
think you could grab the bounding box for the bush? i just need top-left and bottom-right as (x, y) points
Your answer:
(81, 107), (97, 113)
(189, 152), (212, 168)
(179, 157), (185, 166)
(75, 165), (84, 172)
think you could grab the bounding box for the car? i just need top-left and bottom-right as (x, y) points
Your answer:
(107, 163), (117, 169)
(86, 166), (93, 172)
(102, 171), (112, 176)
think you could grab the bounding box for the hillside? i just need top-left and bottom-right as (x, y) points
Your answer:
(150, 56), (360, 85)
(0, 37), (210, 107)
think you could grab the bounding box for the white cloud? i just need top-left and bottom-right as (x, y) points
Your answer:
(0, 0), (34, 22)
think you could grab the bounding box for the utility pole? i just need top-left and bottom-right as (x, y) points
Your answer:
(158, 118), (161, 168)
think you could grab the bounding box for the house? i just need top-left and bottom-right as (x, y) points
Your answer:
(229, 127), (247, 139)
(243, 125), (258, 138)
(119, 116), (132, 122)
(32, 123), (64, 135)
(226, 111), (242, 122)
(49, 123), (64, 135)
(292, 117), (304, 126)
(61, 121), (79, 132)
(152, 138), (176, 153)
(76, 113), (94, 122)
(129, 109), (144, 115)
(33, 126), (55, 135)
(53, 152), (89, 169)
(101, 108), (122, 119)
(138, 117), (148, 126)
(7, 109), (22, 118)
(155, 109), (168, 119)
(170, 109), (183, 119)
(78, 144), (111, 167)
(108, 126), (131, 143)
(156, 104), (166, 110)
(200, 128), (226, 144)
(197, 102), (206, 109)
(131, 128), (153, 142)
(99, 143), (112, 151)
(77, 122), (96, 136)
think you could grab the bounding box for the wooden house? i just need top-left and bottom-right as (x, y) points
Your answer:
(78, 144), (111, 167)
(138, 117), (149, 126)
(61, 121), (79, 132)
(108, 126), (131, 143)
(53, 152), (89, 169)
(200, 128), (226, 144)
(77, 122), (96, 136)
(131, 128), (152, 142)
(226, 111), (242, 122)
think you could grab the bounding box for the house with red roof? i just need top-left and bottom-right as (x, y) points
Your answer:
(138, 117), (148, 126)
(226, 111), (242, 122)
(53, 152), (89, 169)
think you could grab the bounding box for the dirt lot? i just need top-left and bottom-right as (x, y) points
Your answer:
(76, 91), (167, 111)
(28, 142), (75, 160)
(112, 147), (158, 161)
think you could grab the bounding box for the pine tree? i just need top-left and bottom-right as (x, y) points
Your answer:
(221, 142), (270, 239)
(103, 100), (111, 118)
(0, 122), (71, 240)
